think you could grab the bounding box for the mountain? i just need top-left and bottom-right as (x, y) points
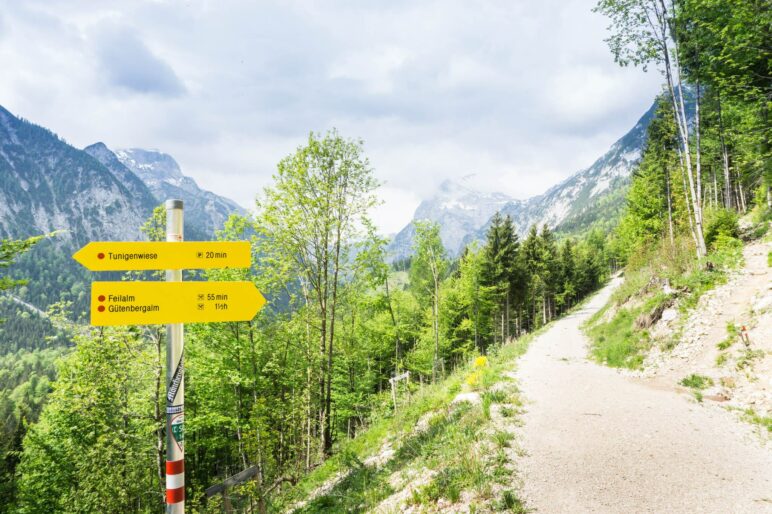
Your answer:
(111, 148), (247, 239)
(388, 99), (657, 260)
(389, 177), (512, 259)
(487, 100), (655, 238)
(0, 105), (247, 347)
(0, 106), (155, 245)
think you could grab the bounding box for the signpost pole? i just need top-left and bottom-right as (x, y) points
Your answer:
(165, 200), (185, 513)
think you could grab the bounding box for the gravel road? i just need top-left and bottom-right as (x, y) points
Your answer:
(515, 278), (772, 513)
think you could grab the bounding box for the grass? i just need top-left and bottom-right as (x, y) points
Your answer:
(679, 373), (714, 389)
(498, 489), (529, 513)
(741, 408), (772, 434)
(585, 295), (669, 368)
(717, 322), (739, 350)
(585, 234), (746, 370)
(275, 329), (543, 512)
(736, 348), (765, 371)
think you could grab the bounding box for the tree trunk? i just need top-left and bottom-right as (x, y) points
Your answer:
(432, 282), (440, 383)
(695, 82), (704, 220)
(716, 90), (733, 209)
(658, 1), (707, 257)
(384, 276), (402, 371)
(665, 164), (675, 248)
(504, 286), (510, 341)
(737, 169), (747, 213)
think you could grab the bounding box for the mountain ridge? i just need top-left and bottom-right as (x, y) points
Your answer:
(387, 98), (657, 260)
(110, 147), (247, 239)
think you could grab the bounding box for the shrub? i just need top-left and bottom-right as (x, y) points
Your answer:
(679, 373), (713, 389)
(703, 208), (739, 248)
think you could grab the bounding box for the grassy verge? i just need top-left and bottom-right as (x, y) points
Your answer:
(584, 235), (744, 370)
(273, 330), (543, 512)
(740, 408), (772, 434)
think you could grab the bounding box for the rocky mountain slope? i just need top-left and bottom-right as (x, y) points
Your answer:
(0, 106), (156, 245)
(389, 177), (512, 259)
(0, 105), (246, 331)
(112, 148), (246, 238)
(388, 99), (657, 260)
(0, 105), (245, 245)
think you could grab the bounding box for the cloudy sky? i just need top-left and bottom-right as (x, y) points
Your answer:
(0, 0), (662, 234)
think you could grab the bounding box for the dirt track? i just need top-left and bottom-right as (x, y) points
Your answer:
(514, 277), (772, 513)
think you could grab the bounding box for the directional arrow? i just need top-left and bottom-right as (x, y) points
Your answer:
(90, 281), (266, 326)
(73, 241), (251, 271)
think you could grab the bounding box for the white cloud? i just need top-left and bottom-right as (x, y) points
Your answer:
(0, 0), (662, 234)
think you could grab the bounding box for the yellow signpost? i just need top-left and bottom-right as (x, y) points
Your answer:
(73, 241), (251, 271)
(90, 281), (266, 326)
(74, 200), (265, 513)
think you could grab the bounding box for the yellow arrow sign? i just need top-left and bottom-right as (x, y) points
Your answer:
(90, 281), (266, 326)
(73, 241), (251, 271)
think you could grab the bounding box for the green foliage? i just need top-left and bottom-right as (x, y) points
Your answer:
(741, 408), (772, 434)
(703, 208), (739, 248)
(717, 322), (739, 350)
(679, 374), (714, 390)
(15, 325), (161, 513)
(0, 349), (61, 510)
(587, 304), (649, 369)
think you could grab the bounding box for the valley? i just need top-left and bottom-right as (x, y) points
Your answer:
(1, 0), (770, 512)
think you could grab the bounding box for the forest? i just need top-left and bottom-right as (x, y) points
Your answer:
(0, 0), (769, 512)
(2, 131), (609, 511)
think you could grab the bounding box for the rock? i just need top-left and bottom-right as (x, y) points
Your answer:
(661, 308), (678, 322)
(363, 442), (394, 468)
(752, 293), (772, 313)
(720, 377), (737, 389)
(414, 412), (437, 434)
(451, 392), (481, 405)
(635, 301), (670, 329)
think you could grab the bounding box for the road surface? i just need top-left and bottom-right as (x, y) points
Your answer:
(514, 278), (772, 513)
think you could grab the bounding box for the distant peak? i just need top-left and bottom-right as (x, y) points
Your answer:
(84, 141), (109, 153)
(115, 148), (183, 181)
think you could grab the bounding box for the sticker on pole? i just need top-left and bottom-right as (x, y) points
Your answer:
(171, 413), (184, 451)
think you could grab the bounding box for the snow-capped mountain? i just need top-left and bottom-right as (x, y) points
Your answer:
(106, 147), (246, 239)
(388, 177), (513, 259)
(388, 98), (657, 259)
(484, 99), (656, 238)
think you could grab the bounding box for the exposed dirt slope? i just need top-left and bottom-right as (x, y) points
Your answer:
(634, 240), (771, 418)
(513, 277), (772, 513)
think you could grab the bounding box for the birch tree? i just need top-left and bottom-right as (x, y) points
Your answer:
(256, 130), (378, 457)
(595, 0), (708, 256)
(410, 221), (448, 382)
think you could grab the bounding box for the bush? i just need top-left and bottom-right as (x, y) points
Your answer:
(679, 374), (713, 389)
(703, 208), (739, 248)
(707, 235), (743, 269)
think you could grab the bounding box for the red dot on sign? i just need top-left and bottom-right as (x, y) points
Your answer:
(97, 306), (105, 313)
(98, 295), (105, 302)
(98, 253), (105, 260)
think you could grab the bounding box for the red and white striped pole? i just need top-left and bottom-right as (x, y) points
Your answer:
(165, 200), (185, 513)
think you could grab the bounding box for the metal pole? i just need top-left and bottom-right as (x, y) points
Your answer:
(165, 199), (185, 513)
